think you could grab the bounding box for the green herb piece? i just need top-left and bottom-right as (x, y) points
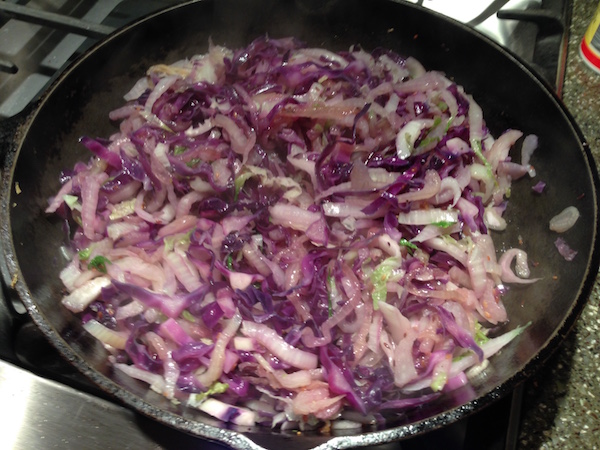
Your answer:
(431, 220), (456, 228)
(181, 310), (197, 323)
(399, 238), (417, 254)
(327, 270), (335, 318)
(164, 231), (192, 252)
(234, 170), (254, 201)
(173, 145), (187, 155)
(63, 194), (81, 211)
(416, 117), (442, 149)
(471, 139), (496, 183)
(138, 110), (173, 132)
(109, 198), (136, 220)
(452, 352), (468, 363)
(187, 382), (229, 407)
(404, 132), (414, 151)
(87, 255), (112, 273)
(431, 369), (448, 392)
(474, 322), (490, 346)
(186, 158), (202, 168)
(78, 248), (91, 261)
(418, 135), (440, 148)
(370, 257), (401, 309)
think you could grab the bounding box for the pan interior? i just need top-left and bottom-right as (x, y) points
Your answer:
(1, 0), (598, 447)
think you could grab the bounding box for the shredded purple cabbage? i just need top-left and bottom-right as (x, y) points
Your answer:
(49, 36), (539, 429)
(532, 180), (546, 194)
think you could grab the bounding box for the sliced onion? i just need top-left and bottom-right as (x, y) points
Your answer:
(62, 276), (112, 313)
(411, 223), (461, 243)
(123, 77), (150, 101)
(395, 119), (434, 159)
(432, 176), (462, 206)
(403, 323), (529, 392)
(378, 302), (411, 343)
(195, 311), (242, 387)
(397, 208), (458, 226)
(467, 93), (483, 144)
(254, 354), (313, 390)
(396, 170), (441, 203)
(114, 256), (166, 292)
(83, 319), (127, 349)
(114, 363), (165, 393)
(115, 299), (145, 320)
(292, 387), (344, 416)
(81, 172), (108, 239)
(59, 261), (82, 292)
(498, 248), (540, 284)
(241, 321), (318, 370)
(521, 134), (538, 167)
(486, 129), (523, 170)
(192, 398), (257, 426)
(164, 250), (201, 292)
(212, 114), (256, 163)
(270, 203), (322, 232)
(145, 74), (179, 112)
(483, 206), (507, 231)
(549, 206), (580, 233)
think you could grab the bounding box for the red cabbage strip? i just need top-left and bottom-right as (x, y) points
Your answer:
(80, 136), (122, 169)
(379, 392), (440, 410)
(320, 346), (367, 414)
(112, 280), (190, 319)
(437, 307), (483, 362)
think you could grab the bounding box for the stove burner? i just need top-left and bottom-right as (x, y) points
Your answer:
(0, 0), (179, 118)
(0, 2), (115, 38)
(0, 0), (570, 119)
(413, 0), (570, 94)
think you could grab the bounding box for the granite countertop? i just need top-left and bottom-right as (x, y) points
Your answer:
(518, 0), (600, 448)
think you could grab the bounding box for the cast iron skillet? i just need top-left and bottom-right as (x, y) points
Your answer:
(1, 0), (599, 448)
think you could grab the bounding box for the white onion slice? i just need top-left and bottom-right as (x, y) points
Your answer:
(395, 119), (434, 159)
(61, 276), (111, 313)
(397, 208), (458, 226)
(241, 321), (318, 370)
(549, 206), (580, 233)
(83, 319), (127, 349)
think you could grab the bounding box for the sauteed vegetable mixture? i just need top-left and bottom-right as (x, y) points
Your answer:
(48, 37), (539, 429)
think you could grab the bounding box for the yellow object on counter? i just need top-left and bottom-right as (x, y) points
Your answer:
(580, 2), (600, 74)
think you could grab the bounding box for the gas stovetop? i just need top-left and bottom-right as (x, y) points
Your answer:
(0, 0), (179, 119)
(0, 0), (570, 119)
(415, 0), (570, 93)
(0, 0), (572, 448)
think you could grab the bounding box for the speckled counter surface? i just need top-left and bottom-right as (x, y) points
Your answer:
(517, 1), (600, 448)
